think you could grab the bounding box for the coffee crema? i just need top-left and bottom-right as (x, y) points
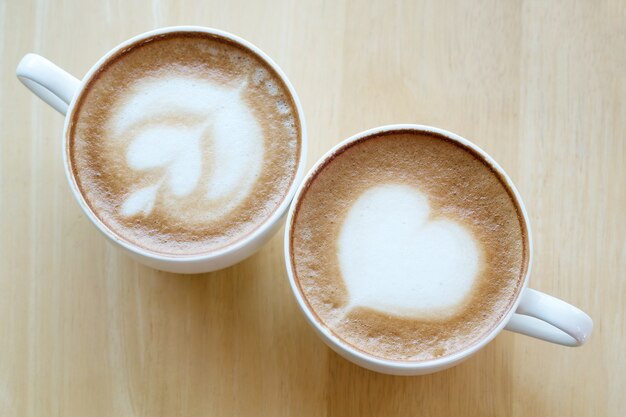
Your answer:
(69, 32), (301, 256)
(289, 130), (528, 361)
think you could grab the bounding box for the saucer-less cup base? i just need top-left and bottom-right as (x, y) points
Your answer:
(284, 124), (592, 375)
(16, 27), (307, 274)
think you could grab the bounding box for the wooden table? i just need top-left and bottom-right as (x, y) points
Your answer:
(2, 0), (624, 415)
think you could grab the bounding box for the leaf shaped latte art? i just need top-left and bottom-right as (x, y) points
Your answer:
(121, 182), (161, 217)
(109, 75), (264, 221)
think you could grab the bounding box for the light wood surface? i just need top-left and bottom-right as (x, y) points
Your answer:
(1, 0), (624, 415)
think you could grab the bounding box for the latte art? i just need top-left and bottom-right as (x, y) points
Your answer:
(69, 32), (301, 255)
(112, 75), (264, 222)
(339, 184), (480, 319)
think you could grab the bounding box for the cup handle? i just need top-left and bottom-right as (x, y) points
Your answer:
(504, 288), (593, 346)
(16, 53), (81, 115)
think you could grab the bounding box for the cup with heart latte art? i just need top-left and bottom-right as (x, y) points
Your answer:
(285, 125), (593, 375)
(17, 27), (306, 273)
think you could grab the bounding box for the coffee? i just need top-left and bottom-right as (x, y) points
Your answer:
(289, 130), (528, 361)
(68, 32), (301, 256)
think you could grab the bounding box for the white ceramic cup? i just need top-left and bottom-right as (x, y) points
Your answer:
(16, 26), (307, 274)
(284, 124), (592, 375)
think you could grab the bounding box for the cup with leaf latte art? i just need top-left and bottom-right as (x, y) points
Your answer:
(16, 27), (306, 273)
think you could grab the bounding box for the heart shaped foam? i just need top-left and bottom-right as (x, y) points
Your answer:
(338, 184), (480, 319)
(113, 76), (263, 219)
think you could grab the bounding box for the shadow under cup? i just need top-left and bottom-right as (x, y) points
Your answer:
(284, 125), (532, 375)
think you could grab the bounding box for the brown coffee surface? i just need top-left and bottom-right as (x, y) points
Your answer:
(68, 32), (301, 256)
(290, 130), (528, 361)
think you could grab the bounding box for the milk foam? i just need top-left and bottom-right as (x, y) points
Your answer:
(110, 74), (264, 221)
(338, 184), (480, 319)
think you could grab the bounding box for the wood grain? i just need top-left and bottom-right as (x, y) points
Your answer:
(1, 0), (624, 415)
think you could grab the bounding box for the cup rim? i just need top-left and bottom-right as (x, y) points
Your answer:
(284, 124), (533, 371)
(61, 26), (308, 263)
